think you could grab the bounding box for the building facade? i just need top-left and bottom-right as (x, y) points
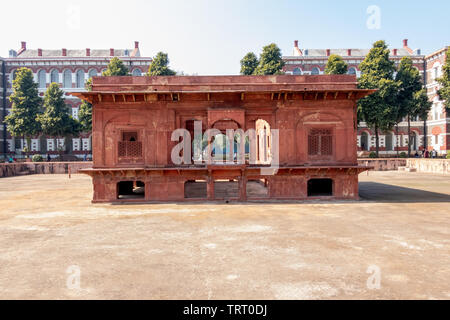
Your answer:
(0, 41), (152, 159)
(74, 75), (374, 203)
(283, 40), (449, 156)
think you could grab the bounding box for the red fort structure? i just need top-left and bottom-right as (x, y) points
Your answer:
(72, 75), (375, 203)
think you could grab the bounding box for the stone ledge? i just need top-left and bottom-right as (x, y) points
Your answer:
(0, 162), (93, 178)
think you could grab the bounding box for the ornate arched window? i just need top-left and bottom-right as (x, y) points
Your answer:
(88, 69), (97, 78)
(292, 68), (302, 75)
(311, 67), (320, 75)
(132, 68), (142, 76)
(63, 70), (72, 88)
(37, 70), (46, 88)
(76, 70), (85, 88)
(50, 69), (59, 83)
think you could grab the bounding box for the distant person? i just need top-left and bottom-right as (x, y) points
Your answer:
(83, 153), (87, 161)
(414, 152), (419, 158)
(424, 150), (429, 158)
(8, 156), (13, 163)
(47, 154), (51, 162)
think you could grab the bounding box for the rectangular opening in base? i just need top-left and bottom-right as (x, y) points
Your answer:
(117, 180), (145, 199)
(246, 179), (269, 198)
(307, 178), (333, 197)
(184, 180), (207, 199)
(214, 179), (239, 199)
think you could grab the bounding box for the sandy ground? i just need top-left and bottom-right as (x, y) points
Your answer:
(0, 171), (449, 300)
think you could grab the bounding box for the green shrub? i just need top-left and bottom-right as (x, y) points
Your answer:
(32, 154), (44, 162)
(369, 152), (377, 158)
(399, 152), (407, 158)
(446, 151), (450, 159)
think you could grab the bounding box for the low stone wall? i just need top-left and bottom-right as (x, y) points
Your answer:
(406, 159), (450, 175)
(357, 158), (407, 171)
(0, 162), (93, 178)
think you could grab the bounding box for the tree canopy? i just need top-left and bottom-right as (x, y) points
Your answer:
(102, 57), (129, 76)
(395, 56), (424, 156)
(4, 67), (42, 144)
(38, 83), (80, 143)
(147, 52), (176, 76)
(240, 52), (259, 75)
(358, 40), (400, 156)
(78, 78), (93, 132)
(437, 48), (450, 113)
(253, 43), (285, 75)
(324, 54), (348, 75)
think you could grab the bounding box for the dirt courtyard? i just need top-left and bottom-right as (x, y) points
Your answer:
(0, 171), (449, 299)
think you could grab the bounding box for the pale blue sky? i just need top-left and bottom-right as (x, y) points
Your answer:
(1, 0), (448, 75)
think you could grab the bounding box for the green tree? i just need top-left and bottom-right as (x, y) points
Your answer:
(358, 40), (400, 157)
(324, 54), (348, 75)
(412, 89), (432, 150)
(437, 48), (450, 113)
(253, 43), (285, 75)
(240, 52), (259, 75)
(395, 57), (423, 157)
(102, 57), (129, 76)
(4, 67), (42, 155)
(147, 52), (176, 76)
(38, 83), (80, 154)
(78, 78), (92, 132)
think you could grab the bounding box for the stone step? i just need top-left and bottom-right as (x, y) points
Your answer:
(398, 166), (416, 172)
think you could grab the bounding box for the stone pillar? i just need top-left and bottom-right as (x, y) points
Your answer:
(207, 176), (214, 200)
(239, 176), (247, 201)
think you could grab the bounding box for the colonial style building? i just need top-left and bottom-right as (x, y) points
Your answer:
(283, 40), (449, 156)
(0, 41), (152, 159)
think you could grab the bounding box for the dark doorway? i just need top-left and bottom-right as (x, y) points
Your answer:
(117, 181), (145, 199)
(307, 178), (333, 197)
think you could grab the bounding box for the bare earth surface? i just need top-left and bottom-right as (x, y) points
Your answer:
(0, 171), (449, 300)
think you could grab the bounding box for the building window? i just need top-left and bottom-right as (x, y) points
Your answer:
(47, 139), (55, 151)
(72, 107), (79, 120)
(82, 138), (91, 151)
(72, 138), (81, 151)
(132, 68), (142, 76)
(292, 67), (302, 75)
(50, 69), (59, 83)
(63, 70), (72, 88)
(37, 70), (46, 88)
(311, 67), (320, 75)
(118, 131), (142, 158)
(308, 128), (333, 156)
(88, 69), (97, 78)
(76, 70), (85, 88)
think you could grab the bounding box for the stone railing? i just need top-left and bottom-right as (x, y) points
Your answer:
(406, 158), (450, 175)
(0, 162), (93, 178)
(357, 158), (407, 171)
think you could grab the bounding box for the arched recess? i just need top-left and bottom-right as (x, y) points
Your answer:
(255, 119), (271, 164)
(295, 112), (344, 162)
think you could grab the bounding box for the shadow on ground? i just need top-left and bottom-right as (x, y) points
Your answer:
(359, 181), (450, 203)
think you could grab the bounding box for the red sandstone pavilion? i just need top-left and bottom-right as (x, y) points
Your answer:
(71, 75), (375, 203)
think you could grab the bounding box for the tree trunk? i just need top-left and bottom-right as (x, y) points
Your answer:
(375, 124), (379, 158)
(407, 115), (411, 158)
(396, 125), (399, 158)
(423, 118), (427, 153)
